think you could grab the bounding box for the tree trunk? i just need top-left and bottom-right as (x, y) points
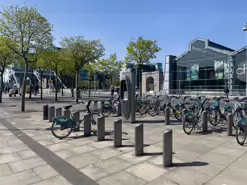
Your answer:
(40, 71), (43, 100)
(0, 73), (3, 103)
(55, 68), (58, 101)
(110, 76), (113, 86)
(89, 75), (91, 99)
(29, 69), (33, 99)
(75, 70), (79, 103)
(139, 64), (142, 97)
(61, 78), (64, 96)
(21, 63), (28, 112)
(71, 77), (74, 98)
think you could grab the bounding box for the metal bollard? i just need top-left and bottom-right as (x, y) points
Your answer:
(227, 113), (233, 136)
(48, 106), (55, 122)
(73, 111), (80, 131)
(117, 102), (122, 116)
(163, 129), (173, 167)
(63, 109), (71, 118)
(114, 119), (122, 147)
(43, 105), (48, 120)
(165, 107), (170, 125)
(135, 124), (144, 156)
(84, 114), (91, 137)
(202, 111), (208, 132)
(56, 107), (62, 117)
(97, 117), (105, 141)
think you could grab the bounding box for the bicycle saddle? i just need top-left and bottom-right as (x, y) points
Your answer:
(64, 105), (72, 109)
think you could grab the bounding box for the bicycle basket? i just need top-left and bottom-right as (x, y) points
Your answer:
(184, 112), (194, 121)
(225, 105), (232, 112)
(236, 118), (247, 127)
(240, 103), (247, 109)
(54, 116), (74, 127)
(102, 104), (111, 109)
(214, 102), (219, 107)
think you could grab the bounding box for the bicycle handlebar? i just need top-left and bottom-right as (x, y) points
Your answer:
(233, 97), (247, 102)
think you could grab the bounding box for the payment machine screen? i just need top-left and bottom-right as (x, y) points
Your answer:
(121, 78), (128, 100)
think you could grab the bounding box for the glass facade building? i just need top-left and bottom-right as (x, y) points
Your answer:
(164, 38), (247, 96)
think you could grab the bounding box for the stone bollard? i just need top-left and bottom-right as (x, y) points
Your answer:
(73, 111), (80, 131)
(84, 114), (91, 137)
(43, 105), (48, 120)
(117, 102), (122, 116)
(97, 117), (105, 141)
(114, 119), (122, 147)
(227, 113), (233, 136)
(202, 111), (208, 132)
(56, 107), (62, 117)
(165, 107), (170, 125)
(135, 124), (144, 156)
(63, 109), (71, 118)
(163, 129), (173, 167)
(48, 106), (55, 122)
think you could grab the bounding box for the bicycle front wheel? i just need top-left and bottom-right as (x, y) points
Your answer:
(208, 109), (221, 126)
(148, 104), (159, 116)
(183, 120), (194, 135)
(233, 110), (241, 129)
(101, 105), (112, 117)
(51, 120), (73, 139)
(236, 126), (246, 146)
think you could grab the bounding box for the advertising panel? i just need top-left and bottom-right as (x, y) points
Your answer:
(191, 63), (199, 80)
(214, 60), (224, 79)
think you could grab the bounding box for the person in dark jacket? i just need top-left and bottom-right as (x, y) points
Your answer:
(109, 85), (114, 98)
(224, 87), (229, 99)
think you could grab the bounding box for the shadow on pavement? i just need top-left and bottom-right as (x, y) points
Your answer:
(172, 161), (209, 167)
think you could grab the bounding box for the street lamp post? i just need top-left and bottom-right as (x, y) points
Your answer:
(243, 23), (247, 96)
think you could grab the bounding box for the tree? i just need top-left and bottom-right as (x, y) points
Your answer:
(39, 47), (62, 101)
(0, 37), (16, 103)
(0, 5), (53, 111)
(60, 37), (104, 103)
(84, 62), (99, 98)
(97, 53), (122, 85)
(125, 36), (161, 96)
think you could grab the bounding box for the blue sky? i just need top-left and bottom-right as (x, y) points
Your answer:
(1, 0), (247, 65)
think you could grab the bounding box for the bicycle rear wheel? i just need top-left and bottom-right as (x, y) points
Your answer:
(208, 109), (221, 126)
(51, 120), (73, 139)
(148, 104), (159, 116)
(183, 120), (194, 135)
(236, 126), (246, 146)
(101, 104), (112, 117)
(233, 110), (241, 129)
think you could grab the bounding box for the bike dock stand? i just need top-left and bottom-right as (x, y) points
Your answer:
(73, 112), (80, 131)
(202, 111), (208, 133)
(97, 117), (105, 141)
(163, 129), (173, 167)
(48, 106), (55, 122)
(114, 119), (122, 147)
(165, 107), (170, 125)
(117, 103), (122, 116)
(84, 114), (91, 137)
(135, 124), (144, 156)
(43, 105), (48, 120)
(56, 107), (62, 117)
(63, 109), (70, 118)
(227, 113), (233, 136)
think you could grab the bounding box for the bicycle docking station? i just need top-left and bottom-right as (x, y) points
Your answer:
(43, 105), (48, 120)
(120, 71), (136, 123)
(48, 106), (55, 122)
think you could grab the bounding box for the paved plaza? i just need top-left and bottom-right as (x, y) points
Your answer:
(0, 94), (247, 185)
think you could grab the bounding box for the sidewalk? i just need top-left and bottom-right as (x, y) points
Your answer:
(1, 108), (247, 185)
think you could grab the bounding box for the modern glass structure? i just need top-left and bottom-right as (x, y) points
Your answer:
(164, 38), (247, 96)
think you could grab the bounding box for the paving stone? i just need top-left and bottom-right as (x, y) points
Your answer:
(211, 146), (245, 158)
(33, 165), (59, 180)
(118, 151), (152, 164)
(1, 143), (28, 154)
(67, 153), (100, 169)
(32, 175), (71, 185)
(49, 137), (68, 144)
(0, 169), (41, 185)
(18, 149), (37, 159)
(91, 147), (123, 160)
(94, 157), (132, 174)
(68, 138), (94, 146)
(55, 149), (76, 159)
(98, 170), (146, 185)
(126, 162), (167, 182)
(173, 148), (201, 162)
(38, 139), (54, 146)
(0, 164), (12, 177)
(80, 164), (109, 181)
(197, 152), (236, 166)
(9, 156), (46, 172)
(148, 155), (185, 166)
(69, 145), (96, 155)
(147, 176), (178, 185)
(189, 163), (226, 178)
(7, 139), (23, 146)
(47, 143), (72, 152)
(0, 152), (22, 164)
(90, 140), (113, 149)
(180, 143), (213, 154)
(164, 168), (211, 185)
(144, 145), (162, 154)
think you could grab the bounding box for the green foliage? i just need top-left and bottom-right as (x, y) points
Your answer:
(125, 36), (161, 66)
(0, 37), (16, 72)
(0, 5), (53, 63)
(114, 81), (121, 86)
(97, 53), (122, 79)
